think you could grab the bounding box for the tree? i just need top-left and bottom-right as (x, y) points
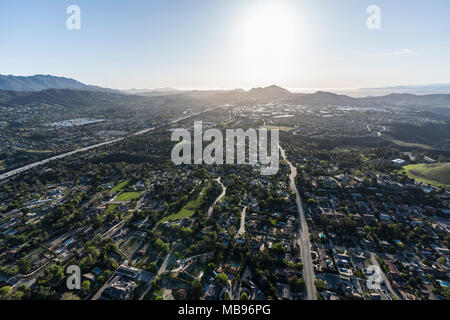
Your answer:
(81, 280), (91, 294)
(188, 280), (204, 300)
(147, 262), (157, 273)
(289, 276), (305, 292)
(228, 225), (237, 237)
(17, 259), (31, 274)
(315, 279), (326, 292)
(154, 239), (169, 254)
(49, 264), (64, 280)
(215, 273), (229, 287)
(271, 242), (286, 254)
(295, 262), (303, 271)
(240, 292), (249, 300)
(0, 286), (12, 300)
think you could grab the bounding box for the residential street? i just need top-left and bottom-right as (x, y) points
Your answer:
(280, 145), (317, 300)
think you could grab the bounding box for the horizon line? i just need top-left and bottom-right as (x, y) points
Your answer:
(2, 73), (450, 93)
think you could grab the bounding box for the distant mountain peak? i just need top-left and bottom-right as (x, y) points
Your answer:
(355, 83), (450, 96)
(244, 85), (291, 100)
(0, 74), (113, 92)
(248, 85), (291, 94)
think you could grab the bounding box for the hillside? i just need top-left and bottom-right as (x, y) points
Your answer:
(287, 91), (357, 106)
(1, 79), (450, 119)
(246, 85), (291, 100)
(1, 89), (141, 108)
(385, 122), (450, 150)
(355, 83), (450, 95)
(403, 163), (450, 188)
(0, 74), (112, 92)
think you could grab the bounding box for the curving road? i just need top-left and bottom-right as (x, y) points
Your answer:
(238, 206), (248, 236)
(280, 145), (317, 300)
(207, 178), (226, 218)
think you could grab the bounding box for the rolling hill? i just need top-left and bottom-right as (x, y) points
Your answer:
(403, 163), (450, 188)
(0, 74), (114, 92)
(1, 77), (450, 118)
(0, 88), (141, 108)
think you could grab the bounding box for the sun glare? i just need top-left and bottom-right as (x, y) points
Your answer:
(238, 2), (299, 84)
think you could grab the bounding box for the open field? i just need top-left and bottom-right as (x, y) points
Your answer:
(115, 191), (143, 202)
(403, 163), (450, 189)
(161, 186), (207, 222)
(266, 125), (295, 132)
(149, 288), (163, 300)
(104, 204), (117, 214)
(384, 137), (434, 150)
(361, 154), (376, 162)
(111, 180), (129, 193)
(20, 149), (54, 154)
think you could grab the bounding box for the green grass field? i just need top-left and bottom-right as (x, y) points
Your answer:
(266, 126), (295, 132)
(161, 186), (207, 222)
(23, 149), (54, 154)
(115, 191), (143, 202)
(150, 289), (163, 300)
(361, 154), (376, 162)
(104, 204), (117, 214)
(111, 180), (129, 193)
(403, 163), (450, 189)
(389, 139), (434, 150)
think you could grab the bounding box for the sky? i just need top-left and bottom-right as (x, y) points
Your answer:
(1, 0), (450, 90)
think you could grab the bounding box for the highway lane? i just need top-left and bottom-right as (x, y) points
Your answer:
(1, 106), (218, 182)
(0, 127), (155, 182)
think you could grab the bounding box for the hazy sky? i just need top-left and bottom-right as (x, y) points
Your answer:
(1, 0), (450, 90)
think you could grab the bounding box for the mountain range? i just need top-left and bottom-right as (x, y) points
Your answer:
(359, 83), (450, 93)
(0, 75), (449, 118)
(337, 84), (450, 97)
(0, 74), (114, 92)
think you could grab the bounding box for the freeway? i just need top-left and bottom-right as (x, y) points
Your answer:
(0, 127), (155, 182)
(1, 106), (217, 182)
(169, 107), (215, 124)
(280, 145), (317, 300)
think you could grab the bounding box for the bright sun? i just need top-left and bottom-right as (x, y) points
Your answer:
(238, 2), (299, 84)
